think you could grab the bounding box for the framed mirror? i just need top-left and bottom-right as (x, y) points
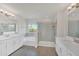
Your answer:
(0, 23), (16, 35)
(68, 10), (79, 38)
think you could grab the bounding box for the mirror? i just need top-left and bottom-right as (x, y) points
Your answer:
(68, 9), (79, 38)
(0, 23), (16, 35)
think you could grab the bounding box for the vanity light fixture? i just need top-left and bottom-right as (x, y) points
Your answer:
(67, 3), (76, 11)
(67, 3), (79, 12)
(0, 9), (15, 17)
(66, 3), (78, 15)
(75, 3), (79, 8)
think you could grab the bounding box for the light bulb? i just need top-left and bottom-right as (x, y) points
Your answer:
(5, 11), (8, 14)
(67, 6), (72, 11)
(0, 9), (15, 17)
(0, 9), (4, 13)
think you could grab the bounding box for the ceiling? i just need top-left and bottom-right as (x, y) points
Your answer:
(0, 3), (70, 22)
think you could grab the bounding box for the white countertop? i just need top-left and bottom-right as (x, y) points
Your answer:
(57, 38), (79, 56)
(0, 33), (24, 40)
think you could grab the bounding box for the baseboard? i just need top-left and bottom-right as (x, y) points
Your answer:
(23, 41), (37, 48)
(38, 41), (55, 47)
(24, 41), (55, 48)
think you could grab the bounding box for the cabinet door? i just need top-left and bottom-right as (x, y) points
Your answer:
(56, 45), (62, 56)
(13, 36), (23, 51)
(2, 40), (7, 56)
(19, 36), (23, 46)
(67, 50), (74, 56)
(13, 37), (19, 50)
(61, 46), (67, 56)
(7, 39), (14, 55)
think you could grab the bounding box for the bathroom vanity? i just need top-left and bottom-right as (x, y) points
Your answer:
(56, 4), (79, 56)
(23, 32), (38, 48)
(0, 34), (24, 56)
(56, 37), (79, 56)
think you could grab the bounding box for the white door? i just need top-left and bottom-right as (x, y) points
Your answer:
(38, 22), (55, 42)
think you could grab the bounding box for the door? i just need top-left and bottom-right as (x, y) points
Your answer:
(38, 22), (56, 42)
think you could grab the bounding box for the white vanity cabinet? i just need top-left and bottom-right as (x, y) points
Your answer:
(13, 36), (23, 51)
(0, 39), (7, 56)
(56, 38), (77, 56)
(0, 34), (24, 56)
(58, 45), (74, 56)
(24, 32), (38, 48)
(6, 35), (23, 55)
(2, 40), (7, 56)
(7, 38), (15, 55)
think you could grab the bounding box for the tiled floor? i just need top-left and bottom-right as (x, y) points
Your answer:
(10, 45), (57, 56)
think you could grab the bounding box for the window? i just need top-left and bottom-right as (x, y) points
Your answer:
(28, 24), (38, 32)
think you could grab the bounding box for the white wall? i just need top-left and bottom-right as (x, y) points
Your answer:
(0, 14), (16, 23)
(56, 12), (68, 38)
(15, 17), (27, 34)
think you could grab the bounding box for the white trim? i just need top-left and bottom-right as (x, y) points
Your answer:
(23, 36), (38, 48)
(23, 41), (37, 48)
(24, 41), (55, 48)
(38, 41), (55, 47)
